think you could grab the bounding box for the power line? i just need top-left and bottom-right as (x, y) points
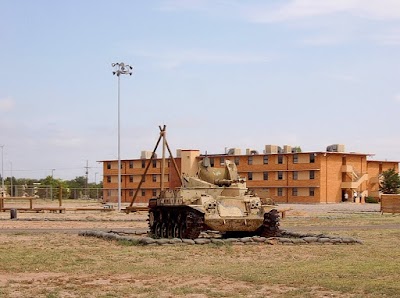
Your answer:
(11, 166), (102, 172)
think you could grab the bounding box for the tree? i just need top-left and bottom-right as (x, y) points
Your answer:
(65, 176), (87, 199)
(292, 146), (302, 153)
(39, 176), (69, 200)
(379, 168), (400, 194)
(66, 176), (86, 189)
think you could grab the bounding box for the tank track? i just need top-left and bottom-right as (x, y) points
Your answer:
(258, 209), (281, 237)
(148, 206), (205, 239)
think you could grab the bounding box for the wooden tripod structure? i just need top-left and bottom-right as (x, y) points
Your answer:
(125, 125), (182, 213)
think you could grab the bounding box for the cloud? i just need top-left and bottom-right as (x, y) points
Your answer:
(242, 0), (400, 23)
(0, 97), (15, 112)
(244, 0), (353, 23)
(160, 0), (400, 22)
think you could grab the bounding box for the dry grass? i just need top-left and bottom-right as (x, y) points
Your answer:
(0, 206), (399, 297)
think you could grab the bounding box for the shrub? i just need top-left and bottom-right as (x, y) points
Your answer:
(365, 196), (379, 204)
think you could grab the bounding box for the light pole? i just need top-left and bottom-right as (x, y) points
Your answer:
(112, 62), (133, 211)
(0, 145), (4, 196)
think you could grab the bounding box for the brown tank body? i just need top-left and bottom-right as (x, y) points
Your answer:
(148, 157), (280, 239)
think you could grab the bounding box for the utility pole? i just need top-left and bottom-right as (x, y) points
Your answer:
(84, 160), (89, 199)
(0, 145), (4, 196)
(10, 161), (13, 197)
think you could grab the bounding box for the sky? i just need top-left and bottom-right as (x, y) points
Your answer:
(1, 0), (400, 181)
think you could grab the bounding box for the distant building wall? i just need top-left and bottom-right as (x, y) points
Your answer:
(101, 148), (399, 205)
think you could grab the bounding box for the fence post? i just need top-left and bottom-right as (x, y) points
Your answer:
(58, 186), (63, 208)
(10, 208), (17, 219)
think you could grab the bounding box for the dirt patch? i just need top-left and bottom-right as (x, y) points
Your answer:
(0, 272), (351, 298)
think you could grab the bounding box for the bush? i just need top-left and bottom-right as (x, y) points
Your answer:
(365, 196), (379, 204)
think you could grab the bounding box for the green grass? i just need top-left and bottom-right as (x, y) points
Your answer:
(0, 214), (399, 297)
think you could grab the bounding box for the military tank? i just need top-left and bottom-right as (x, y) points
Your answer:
(148, 156), (280, 239)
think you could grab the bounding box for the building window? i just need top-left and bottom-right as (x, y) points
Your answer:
(129, 190), (133, 196)
(152, 174), (157, 182)
(310, 153), (315, 163)
(107, 162), (111, 170)
(263, 155), (268, 164)
(141, 189), (146, 197)
(152, 160), (157, 168)
(278, 171), (283, 180)
(129, 175), (133, 183)
(292, 188), (298, 196)
(152, 189), (157, 196)
(142, 175), (146, 182)
(129, 161), (133, 169)
(248, 156), (253, 165)
(141, 160), (146, 168)
(248, 172), (253, 181)
(278, 155), (283, 164)
(263, 172), (268, 180)
(210, 157), (215, 167)
(220, 157), (225, 166)
(293, 154), (298, 164)
(107, 190), (112, 197)
(309, 187), (315, 196)
(107, 176), (111, 183)
(234, 157), (240, 165)
(277, 188), (283, 196)
(310, 170), (315, 180)
(293, 171), (298, 180)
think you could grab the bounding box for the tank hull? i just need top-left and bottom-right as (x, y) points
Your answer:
(204, 217), (264, 232)
(148, 198), (280, 239)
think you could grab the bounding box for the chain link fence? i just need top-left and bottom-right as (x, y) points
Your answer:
(2, 185), (103, 201)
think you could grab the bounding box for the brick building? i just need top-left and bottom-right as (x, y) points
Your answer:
(101, 144), (398, 204)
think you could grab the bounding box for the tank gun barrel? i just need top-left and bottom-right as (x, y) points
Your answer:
(214, 179), (232, 187)
(214, 178), (246, 187)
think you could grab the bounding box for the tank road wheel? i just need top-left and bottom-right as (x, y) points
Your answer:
(179, 222), (187, 239)
(167, 223), (174, 239)
(259, 209), (281, 237)
(184, 211), (203, 239)
(161, 222), (168, 238)
(172, 222), (180, 238)
(148, 211), (156, 235)
(154, 222), (162, 238)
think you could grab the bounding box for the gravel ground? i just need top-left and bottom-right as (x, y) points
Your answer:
(279, 202), (380, 215)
